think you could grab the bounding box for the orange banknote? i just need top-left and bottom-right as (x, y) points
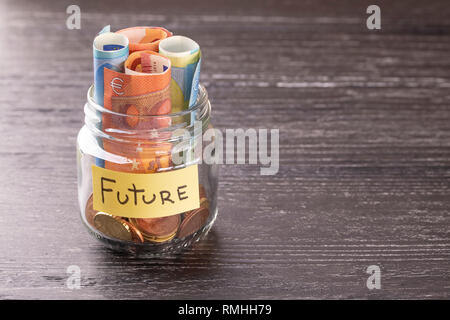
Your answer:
(116, 27), (172, 53)
(102, 51), (173, 173)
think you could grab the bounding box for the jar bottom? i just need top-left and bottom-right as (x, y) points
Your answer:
(80, 207), (218, 257)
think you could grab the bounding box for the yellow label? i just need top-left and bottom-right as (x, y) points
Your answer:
(92, 165), (200, 218)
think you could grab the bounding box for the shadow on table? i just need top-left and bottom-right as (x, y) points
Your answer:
(86, 229), (222, 297)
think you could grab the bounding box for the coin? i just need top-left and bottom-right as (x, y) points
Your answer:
(199, 185), (209, 208)
(142, 230), (177, 243)
(130, 215), (181, 240)
(127, 220), (145, 243)
(199, 184), (207, 199)
(200, 195), (209, 209)
(178, 206), (210, 239)
(85, 194), (144, 243)
(94, 212), (134, 242)
(84, 194), (97, 227)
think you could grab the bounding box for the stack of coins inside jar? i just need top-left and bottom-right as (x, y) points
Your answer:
(84, 184), (210, 244)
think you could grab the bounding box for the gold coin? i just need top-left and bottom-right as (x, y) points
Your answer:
(86, 194), (144, 243)
(127, 220), (145, 243)
(94, 212), (133, 241)
(178, 207), (210, 239)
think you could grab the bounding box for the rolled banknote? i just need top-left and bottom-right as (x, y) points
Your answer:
(159, 35), (202, 111)
(93, 25), (129, 168)
(116, 26), (172, 53)
(93, 25), (129, 106)
(102, 51), (173, 173)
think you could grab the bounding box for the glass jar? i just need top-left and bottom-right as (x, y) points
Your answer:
(77, 84), (218, 255)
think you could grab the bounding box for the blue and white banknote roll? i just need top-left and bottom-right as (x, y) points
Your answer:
(93, 25), (129, 106)
(158, 36), (201, 112)
(92, 26), (129, 167)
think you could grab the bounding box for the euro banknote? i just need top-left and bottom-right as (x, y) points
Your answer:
(116, 26), (172, 53)
(93, 25), (129, 167)
(102, 51), (173, 173)
(93, 25), (129, 106)
(159, 35), (202, 112)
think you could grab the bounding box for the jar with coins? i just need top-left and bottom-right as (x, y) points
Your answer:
(77, 84), (218, 255)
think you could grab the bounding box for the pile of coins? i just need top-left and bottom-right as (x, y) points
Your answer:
(85, 185), (210, 243)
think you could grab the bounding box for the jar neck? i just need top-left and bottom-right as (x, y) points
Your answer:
(84, 84), (210, 145)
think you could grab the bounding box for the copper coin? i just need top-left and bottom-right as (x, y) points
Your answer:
(130, 215), (181, 239)
(178, 207), (210, 238)
(84, 194), (97, 227)
(94, 212), (133, 241)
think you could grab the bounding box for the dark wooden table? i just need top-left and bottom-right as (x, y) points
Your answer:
(0, 0), (449, 299)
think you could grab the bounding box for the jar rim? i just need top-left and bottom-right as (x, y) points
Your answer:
(86, 84), (209, 119)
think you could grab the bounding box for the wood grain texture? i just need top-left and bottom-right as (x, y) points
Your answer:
(0, 0), (449, 299)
